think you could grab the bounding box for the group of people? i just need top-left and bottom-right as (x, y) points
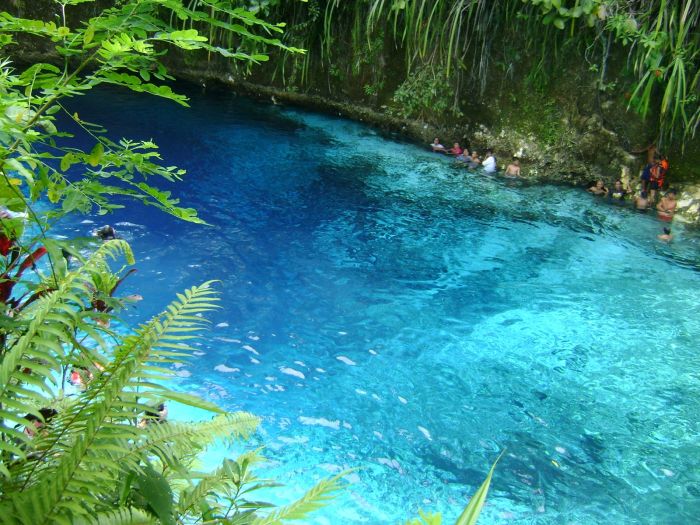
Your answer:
(586, 155), (678, 241)
(429, 137), (679, 242)
(430, 138), (519, 176)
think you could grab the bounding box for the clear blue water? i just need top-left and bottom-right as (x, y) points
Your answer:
(59, 85), (700, 524)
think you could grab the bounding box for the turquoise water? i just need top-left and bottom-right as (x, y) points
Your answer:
(62, 86), (700, 523)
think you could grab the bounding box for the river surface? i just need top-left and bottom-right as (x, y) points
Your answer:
(60, 85), (700, 524)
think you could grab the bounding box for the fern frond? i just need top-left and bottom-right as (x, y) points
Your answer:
(0, 241), (135, 473)
(124, 413), (259, 470)
(74, 507), (156, 525)
(1, 282), (220, 525)
(252, 472), (347, 524)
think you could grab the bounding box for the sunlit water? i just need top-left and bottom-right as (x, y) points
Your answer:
(58, 85), (700, 524)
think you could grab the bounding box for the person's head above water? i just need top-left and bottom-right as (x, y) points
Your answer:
(95, 225), (117, 240)
(663, 227), (671, 235)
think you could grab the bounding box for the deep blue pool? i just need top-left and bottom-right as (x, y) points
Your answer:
(60, 85), (700, 524)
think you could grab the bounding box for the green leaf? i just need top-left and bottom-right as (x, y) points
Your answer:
(135, 464), (175, 525)
(60, 153), (75, 172)
(455, 451), (505, 525)
(158, 391), (225, 413)
(542, 11), (556, 25)
(88, 142), (104, 167)
(83, 24), (95, 46)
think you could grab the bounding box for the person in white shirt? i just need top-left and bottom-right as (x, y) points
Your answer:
(482, 149), (497, 173)
(430, 137), (446, 153)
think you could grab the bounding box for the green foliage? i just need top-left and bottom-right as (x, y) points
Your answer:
(259, 1), (698, 150)
(0, 2), (346, 524)
(0, 0), (301, 228)
(455, 451), (504, 524)
(390, 65), (456, 121)
(0, 268), (344, 523)
(606, 0), (700, 146)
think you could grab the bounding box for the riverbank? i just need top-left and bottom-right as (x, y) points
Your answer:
(175, 68), (700, 225)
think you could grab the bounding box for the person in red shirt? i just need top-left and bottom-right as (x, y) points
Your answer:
(447, 142), (463, 156)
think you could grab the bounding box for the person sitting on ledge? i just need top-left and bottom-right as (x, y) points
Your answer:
(430, 138), (446, 153)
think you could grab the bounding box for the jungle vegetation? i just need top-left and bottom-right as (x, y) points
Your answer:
(0, 1), (498, 523)
(215, 0), (699, 151)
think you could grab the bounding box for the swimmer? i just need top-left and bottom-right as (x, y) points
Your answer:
(656, 190), (677, 221)
(23, 408), (58, 438)
(447, 142), (463, 156)
(504, 159), (521, 177)
(607, 179), (629, 202)
(70, 367), (91, 389)
(587, 180), (607, 196)
(455, 149), (471, 163)
(430, 138), (446, 153)
(482, 149), (497, 173)
(138, 403), (168, 427)
(657, 227), (673, 242)
(0, 207), (28, 220)
(467, 150), (481, 169)
(94, 225), (118, 241)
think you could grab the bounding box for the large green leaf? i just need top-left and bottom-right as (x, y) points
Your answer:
(135, 464), (175, 525)
(455, 451), (505, 525)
